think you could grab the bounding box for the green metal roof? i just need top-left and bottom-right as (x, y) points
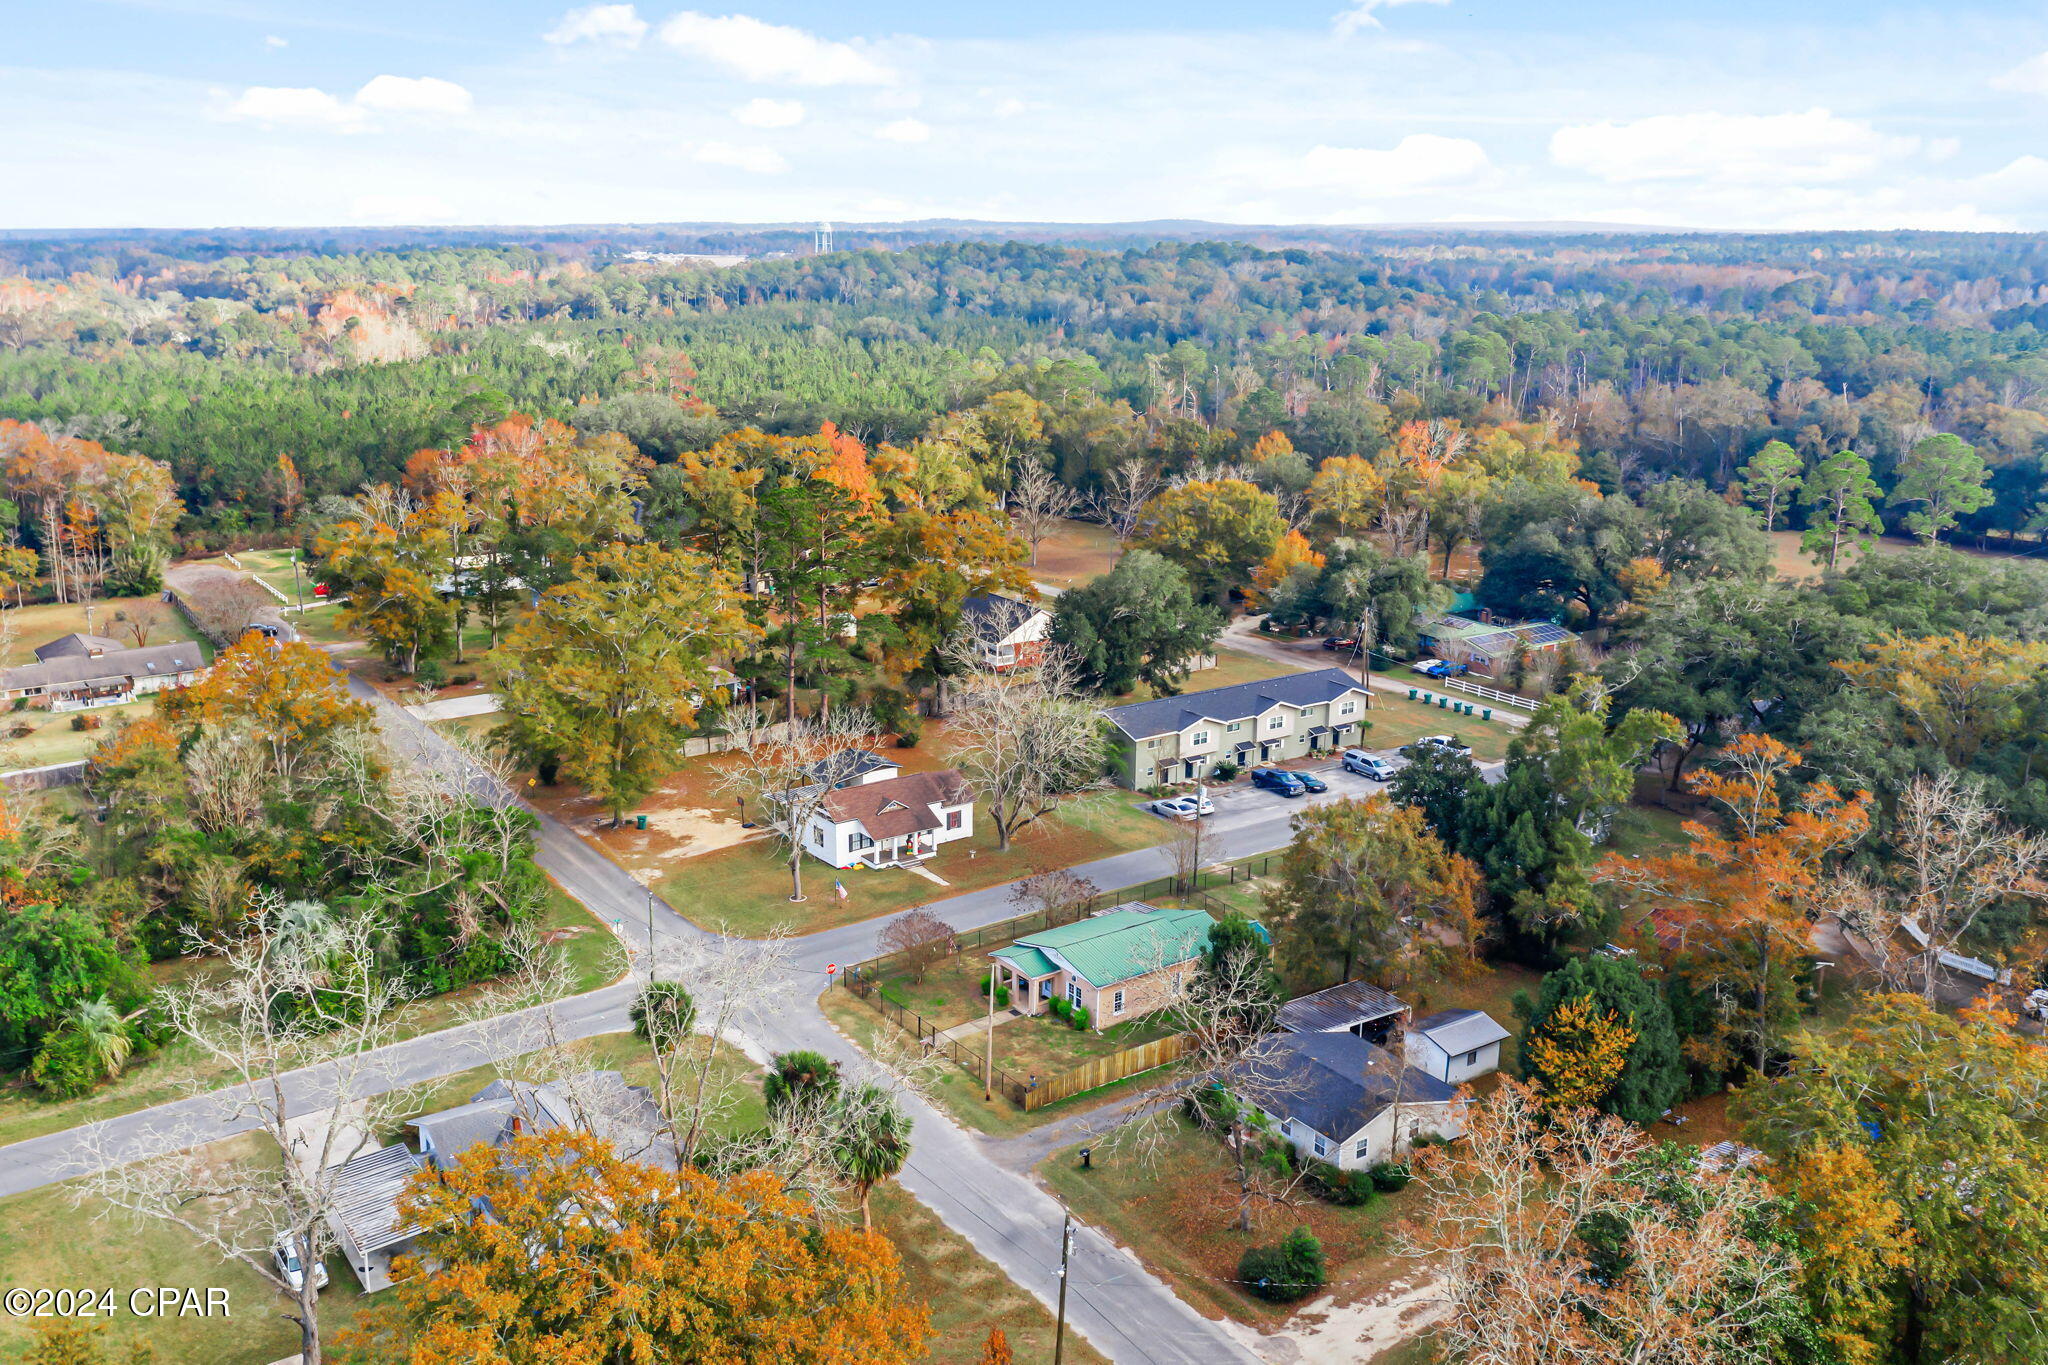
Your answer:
(991, 944), (1059, 978)
(997, 904), (1216, 988)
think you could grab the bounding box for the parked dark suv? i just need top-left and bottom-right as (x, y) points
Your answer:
(1250, 767), (1308, 797)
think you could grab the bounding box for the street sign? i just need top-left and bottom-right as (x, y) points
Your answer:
(825, 963), (838, 975)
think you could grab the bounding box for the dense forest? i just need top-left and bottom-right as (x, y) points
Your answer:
(3, 230), (2047, 550)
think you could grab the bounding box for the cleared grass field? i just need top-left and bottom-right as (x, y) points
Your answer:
(0, 594), (201, 666)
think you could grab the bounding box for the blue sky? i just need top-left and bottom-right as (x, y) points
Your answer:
(8, 0), (2048, 230)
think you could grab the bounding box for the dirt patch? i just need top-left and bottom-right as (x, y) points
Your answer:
(1265, 1271), (1448, 1364)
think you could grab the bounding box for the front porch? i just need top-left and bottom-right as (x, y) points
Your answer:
(855, 828), (942, 869)
(49, 684), (136, 712)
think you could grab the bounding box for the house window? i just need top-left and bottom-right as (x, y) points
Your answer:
(1312, 1134), (1328, 1158)
(1112, 989), (1125, 1015)
(1068, 981), (1083, 1009)
(1465, 1049), (1479, 1066)
(849, 833), (873, 852)
(1354, 1140), (1370, 1160)
(1266, 715), (1284, 731)
(1189, 730), (1210, 748)
(945, 810), (963, 830)
(1226, 721), (1242, 732)
(1280, 1119), (1293, 1136)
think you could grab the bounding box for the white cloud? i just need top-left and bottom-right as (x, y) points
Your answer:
(1333, 0), (1447, 38)
(694, 140), (788, 174)
(993, 97), (1027, 118)
(732, 97), (803, 128)
(225, 86), (361, 130)
(1255, 133), (1491, 195)
(353, 75), (473, 117)
(1992, 50), (2048, 96)
(1551, 109), (1918, 185)
(658, 11), (895, 86)
(263, 34), (288, 50)
(875, 117), (931, 144)
(545, 4), (649, 47)
(349, 193), (457, 222)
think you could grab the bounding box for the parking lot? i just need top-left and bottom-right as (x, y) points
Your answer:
(1141, 745), (1505, 825)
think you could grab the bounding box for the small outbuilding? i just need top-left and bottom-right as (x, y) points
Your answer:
(1405, 1008), (1510, 1084)
(1276, 980), (1408, 1047)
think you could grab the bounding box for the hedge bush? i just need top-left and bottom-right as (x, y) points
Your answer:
(1071, 1005), (1091, 1031)
(1304, 1159), (1377, 1207)
(1051, 996), (1071, 1020)
(1369, 1161), (1412, 1192)
(1237, 1227), (1326, 1303)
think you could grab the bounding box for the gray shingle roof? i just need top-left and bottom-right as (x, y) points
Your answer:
(34, 633), (125, 661)
(1100, 667), (1370, 741)
(1232, 1031), (1456, 1142)
(1412, 1009), (1511, 1054)
(1277, 980), (1409, 1034)
(0, 642), (205, 694)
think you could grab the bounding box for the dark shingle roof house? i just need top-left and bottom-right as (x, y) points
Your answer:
(0, 641), (206, 697)
(958, 593), (1048, 642)
(409, 1070), (668, 1168)
(1100, 667), (1370, 741)
(1232, 1029), (1457, 1140)
(34, 632), (126, 660)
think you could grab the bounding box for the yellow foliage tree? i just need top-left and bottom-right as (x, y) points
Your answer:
(1836, 631), (2048, 768)
(1249, 529), (1324, 610)
(1523, 994), (1636, 1110)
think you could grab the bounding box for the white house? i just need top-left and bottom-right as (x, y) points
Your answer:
(1405, 1008), (1510, 1084)
(1233, 1030), (1466, 1171)
(0, 634), (208, 710)
(959, 593), (1052, 671)
(804, 768), (974, 870)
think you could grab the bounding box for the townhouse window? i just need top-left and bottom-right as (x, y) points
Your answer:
(1112, 989), (1125, 1015)
(1266, 715), (1284, 731)
(945, 810), (963, 830)
(1312, 1134), (1328, 1158)
(1354, 1140), (1370, 1161)
(1339, 701), (1356, 717)
(1190, 730), (1211, 748)
(1226, 721), (1242, 733)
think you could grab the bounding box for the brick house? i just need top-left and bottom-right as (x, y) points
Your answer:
(960, 593), (1052, 671)
(989, 902), (1218, 1030)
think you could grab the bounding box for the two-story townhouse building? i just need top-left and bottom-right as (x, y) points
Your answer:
(1098, 667), (1375, 789)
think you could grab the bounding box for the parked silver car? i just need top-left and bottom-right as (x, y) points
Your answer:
(272, 1234), (331, 1293)
(1341, 748), (1397, 781)
(1146, 792), (1216, 820)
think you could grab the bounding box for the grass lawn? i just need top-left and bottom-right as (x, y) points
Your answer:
(1104, 646), (1298, 706)
(1029, 519), (1124, 591)
(1605, 804), (1692, 859)
(0, 1134), (376, 1364)
(656, 789), (1171, 938)
(1359, 690), (1519, 763)
(0, 880), (621, 1150)
(0, 594), (203, 667)
(1765, 528), (2041, 582)
(0, 698), (157, 771)
(1040, 1111), (1422, 1326)
(872, 1182), (1110, 1365)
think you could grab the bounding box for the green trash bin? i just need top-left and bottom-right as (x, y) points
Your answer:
(1483, 707), (1493, 721)
(1407, 687), (1417, 701)
(1438, 696), (1447, 709)
(636, 814), (648, 831)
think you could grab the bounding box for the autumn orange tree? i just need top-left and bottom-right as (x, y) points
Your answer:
(1248, 528), (1324, 611)
(348, 1128), (933, 1365)
(1595, 733), (1871, 1072)
(158, 635), (374, 788)
(317, 485), (459, 675)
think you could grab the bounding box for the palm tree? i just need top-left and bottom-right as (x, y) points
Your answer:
(834, 1083), (910, 1229)
(67, 996), (133, 1081)
(762, 1050), (841, 1119)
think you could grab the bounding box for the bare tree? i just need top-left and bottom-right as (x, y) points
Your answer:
(76, 900), (421, 1365)
(712, 707), (879, 903)
(1892, 772), (2048, 999)
(1088, 458), (1162, 543)
(1008, 864), (1101, 928)
(1008, 460), (1082, 567)
(877, 907), (957, 983)
(172, 569), (274, 645)
(657, 929), (798, 1166)
(1168, 815), (1213, 896)
(946, 643), (1104, 852)
(112, 600), (165, 647)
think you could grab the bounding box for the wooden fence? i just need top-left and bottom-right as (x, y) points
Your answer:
(1021, 1033), (1189, 1111)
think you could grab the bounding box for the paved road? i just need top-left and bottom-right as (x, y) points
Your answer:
(1219, 615), (1534, 730)
(1, 682), (1311, 1363)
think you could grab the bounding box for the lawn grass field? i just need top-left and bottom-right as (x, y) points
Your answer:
(1104, 646), (1298, 705)
(0, 698), (157, 771)
(1029, 519), (1124, 591)
(0, 881), (621, 1150)
(1039, 1111), (1422, 1326)
(656, 789), (1172, 938)
(0, 594), (202, 667)
(1358, 688), (1520, 763)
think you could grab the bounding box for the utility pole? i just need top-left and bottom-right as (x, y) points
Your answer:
(645, 881), (656, 977)
(292, 548), (304, 615)
(1052, 1209), (1074, 1365)
(1356, 604), (1376, 690)
(984, 961), (997, 1100)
